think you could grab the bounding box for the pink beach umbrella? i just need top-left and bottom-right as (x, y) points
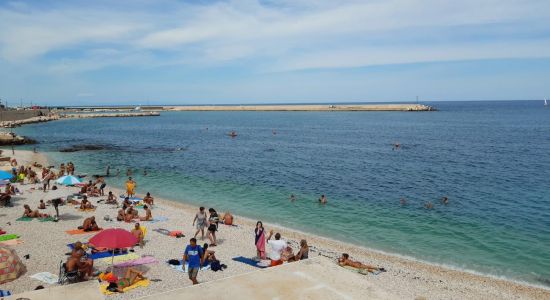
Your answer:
(89, 228), (137, 270)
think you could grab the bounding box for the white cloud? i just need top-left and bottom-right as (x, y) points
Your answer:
(0, 0), (549, 71)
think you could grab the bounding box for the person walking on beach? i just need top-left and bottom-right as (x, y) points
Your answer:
(255, 221), (266, 260)
(207, 208), (219, 246)
(266, 230), (286, 267)
(183, 238), (204, 285)
(126, 177), (136, 198)
(42, 169), (53, 192)
(193, 207), (207, 240)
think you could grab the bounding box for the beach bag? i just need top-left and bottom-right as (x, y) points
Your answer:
(168, 259), (181, 265)
(211, 260), (221, 271)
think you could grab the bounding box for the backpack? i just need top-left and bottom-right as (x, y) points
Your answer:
(211, 260), (221, 271)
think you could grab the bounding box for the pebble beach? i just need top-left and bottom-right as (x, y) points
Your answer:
(1, 149), (549, 300)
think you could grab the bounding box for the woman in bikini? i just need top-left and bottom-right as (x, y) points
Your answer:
(106, 268), (146, 293)
(23, 204), (48, 218)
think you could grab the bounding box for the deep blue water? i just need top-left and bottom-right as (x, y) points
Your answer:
(13, 101), (550, 286)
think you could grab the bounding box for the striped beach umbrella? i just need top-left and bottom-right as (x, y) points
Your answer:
(56, 175), (82, 186)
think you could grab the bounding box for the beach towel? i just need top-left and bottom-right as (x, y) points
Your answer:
(0, 290), (11, 297)
(65, 229), (103, 235)
(0, 239), (23, 246)
(98, 253), (140, 264)
(38, 216), (56, 222)
(232, 256), (266, 268)
(149, 216), (168, 223)
(168, 260), (210, 272)
(30, 272), (59, 284)
(89, 251), (129, 260)
(0, 234), (18, 242)
(342, 265), (381, 275)
(152, 228), (170, 236)
(100, 279), (150, 295)
(0, 230), (6, 235)
(16, 216), (33, 221)
(77, 207), (96, 212)
(114, 256), (158, 268)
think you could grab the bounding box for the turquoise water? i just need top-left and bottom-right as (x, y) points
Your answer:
(14, 101), (550, 286)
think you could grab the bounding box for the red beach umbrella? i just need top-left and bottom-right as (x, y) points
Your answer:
(89, 228), (137, 270)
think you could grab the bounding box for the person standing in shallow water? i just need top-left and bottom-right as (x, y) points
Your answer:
(319, 194), (327, 204)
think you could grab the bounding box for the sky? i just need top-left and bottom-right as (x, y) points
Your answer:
(0, 0), (549, 106)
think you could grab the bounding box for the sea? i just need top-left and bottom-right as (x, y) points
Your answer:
(12, 100), (550, 287)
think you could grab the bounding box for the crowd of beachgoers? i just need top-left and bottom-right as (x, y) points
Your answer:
(0, 149), (548, 299)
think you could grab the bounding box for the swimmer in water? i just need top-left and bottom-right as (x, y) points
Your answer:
(143, 169), (147, 176)
(272, 129), (277, 135)
(441, 196), (449, 205)
(393, 142), (401, 150)
(319, 194), (327, 204)
(400, 198), (407, 206)
(424, 201), (433, 209)
(289, 194), (296, 202)
(229, 130), (237, 137)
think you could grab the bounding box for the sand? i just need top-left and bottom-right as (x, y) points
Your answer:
(0, 149), (548, 299)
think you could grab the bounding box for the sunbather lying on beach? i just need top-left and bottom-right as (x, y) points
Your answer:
(139, 205), (152, 221)
(81, 216), (101, 231)
(106, 268), (146, 293)
(338, 253), (385, 273)
(23, 204), (49, 218)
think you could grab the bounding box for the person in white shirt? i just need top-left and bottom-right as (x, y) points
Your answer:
(266, 230), (286, 267)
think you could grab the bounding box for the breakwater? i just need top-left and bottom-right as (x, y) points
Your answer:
(164, 104), (435, 111)
(60, 112), (161, 118)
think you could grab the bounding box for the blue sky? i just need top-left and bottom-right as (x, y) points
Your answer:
(0, 0), (549, 105)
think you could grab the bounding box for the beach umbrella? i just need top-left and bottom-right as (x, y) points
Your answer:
(56, 175), (81, 185)
(0, 247), (26, 284)
(89, 229), (137, 270)
(0, 170), (13, 181)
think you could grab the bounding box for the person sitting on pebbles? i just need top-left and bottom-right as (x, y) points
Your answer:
(106, 191), (118, 205)
(80, 196), (94, 210)
(143, 192), (154, 206)
(139, 205), (153, 221)
(81, 216), (101, 232)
